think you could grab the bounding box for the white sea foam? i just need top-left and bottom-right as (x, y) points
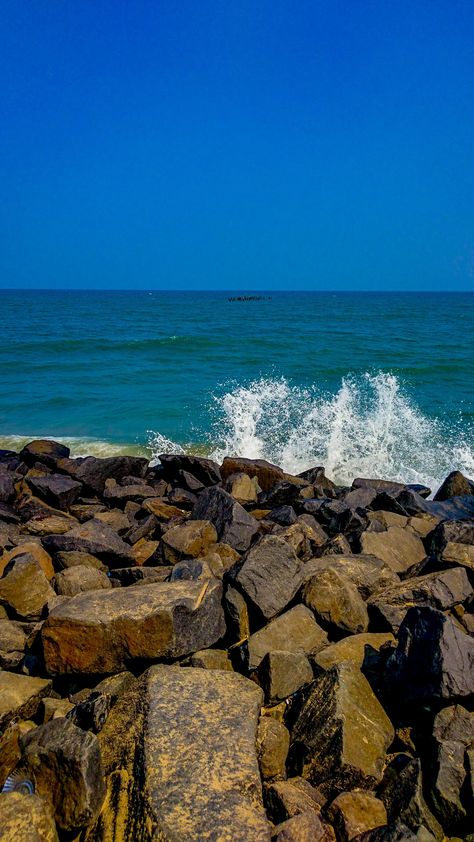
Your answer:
(149, 372), (473, 492)
(0, 434), (147, 459)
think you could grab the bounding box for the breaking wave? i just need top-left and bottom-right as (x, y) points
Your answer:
(149, 372), (474, 492)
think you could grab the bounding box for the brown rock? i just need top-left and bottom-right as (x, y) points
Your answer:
(0, 618), (27, 669)
(272, 810), (335, 841)
(255, 650), (314, 703)
(360, 528), (426, 576)
(226, 471), (260, 503)
(130, 537), (161, 566)
(55, 550), (106, 571)
(313, 633), (395, 671)
(142, 498), (187, 520)
(245, 605), (328, 672)
(0, 542), (54, 580)
(0, 671), (52, 730)
(94, 508), (130, 533)
(225, 584), (251, 642)
(43, 518), (134, 566)
(26, 472), (82, 511)
(302, 569), (369, 635)
(42, 577), (225, 673)
(0, 792), (59, 841)
(434, 471), (473, 501)
(327, 791), (387, 841)
(161, 519), (217, 563)
(64, 454), (148, 494)
(53, 565), (112, 596)
(301, 555), (399, 600)
(290, 663), (394, 796)
(265, 777), (327, 822)
(257, 716), (290, 780)
(23, 512), (78, 535)
(0, 554), (55, 620)
(221, 456), (284, 491)
(20, 438), (70, 469)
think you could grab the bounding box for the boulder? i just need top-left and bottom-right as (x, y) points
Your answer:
(0, 542), (54, 580)
(67, 672), (136, 733)
(21, 718), (105, 833)
(0, 554), (55, 620)
(378, 756), (443, 840)
(224, 584), (250, 642)
(428, 705), (474, 833)
(327, 791), (387, 841)
(302, 569), (369, 635)
(161, 519), (217, 564)
(20, 438), (70, 469)
(255, 650), (314, 703)
(272, 810), (336, 841)
(425, 495), (474, 521)
(0, 671), (52, 730)
(302, 555), (399, 600)
(234, 536), (303, 621)
(0, 792), (59, 841)
(225, 471), (260, 503)
(43, 518), (134, 566)
(103, 478), (157, 506)
(0, 618), (27, 669)
(22, 511), (78, 535)
(385, 606), (474, 703)
(41, 697), (74, 722)
(42, 577), (225, 673)
(55, 550), (106, 571)
(192, 486), (259, 552)
(142, 498), (188, 520)
(260, 482), (304, 509)
(360, 528), (426, 576)
(313, 633), (395, 671)
(257, 716), (290, 780)
(0, 469), (15, 503)
(26, 473), (82, 511)
(367, 568), (473, 632)
(265, 777), (327, 822)
(434, 471), (473, 501)
(428, 519), (474, 572)
(63, 455), (148, 494)
(53, 565), (112, 596)
(95, 508), (131, 533)
(244, 605), (328, 672)
(268, 506), (298, 526)
(83, 666), (272, 841)
(183, 648), (233, 671)
(159, 453), (222, 486)
(221, 456), (284, 491)
(289, 663), (394, 796)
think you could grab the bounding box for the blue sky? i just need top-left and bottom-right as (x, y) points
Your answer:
(1, 1), (473, 290)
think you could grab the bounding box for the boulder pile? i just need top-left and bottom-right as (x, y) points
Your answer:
(0, 441), (473, 841)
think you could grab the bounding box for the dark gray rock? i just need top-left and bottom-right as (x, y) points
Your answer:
(159, 453), (221, 486)
(64, 455), (148, 494)
(20, 439), (70, 469)
(235, 535), (303, 621)
(0, 469), (15, 503)
(21, 718), (105, 833)
(43, 518), (134, 567)
(434, 470), (474, 501)
(192, 486), (258, 552)
(378, 755), (443, 840)
(268, 506), (298, 526)
(385, 606), (474, 703)
(26, 473), (82, 511)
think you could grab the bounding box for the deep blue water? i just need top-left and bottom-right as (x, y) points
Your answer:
(1, 291), (473, 490)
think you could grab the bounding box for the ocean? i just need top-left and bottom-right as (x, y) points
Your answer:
(1, 290), (473, 493)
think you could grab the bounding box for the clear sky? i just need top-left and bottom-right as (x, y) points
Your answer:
(1, 1), (473, 290)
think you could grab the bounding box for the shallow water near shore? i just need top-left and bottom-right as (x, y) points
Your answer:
(1, 290), (473, 491)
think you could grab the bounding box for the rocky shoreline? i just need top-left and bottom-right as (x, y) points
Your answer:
(0, 440), (473, 841)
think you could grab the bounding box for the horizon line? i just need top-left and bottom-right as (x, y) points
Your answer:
(0, 288), (473, 294)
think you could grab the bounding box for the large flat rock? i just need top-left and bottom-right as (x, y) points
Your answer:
(42, 578), (225, 674)
(84, 666), (272, 841)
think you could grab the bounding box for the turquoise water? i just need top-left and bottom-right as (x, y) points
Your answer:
(1, 291), (473, 490)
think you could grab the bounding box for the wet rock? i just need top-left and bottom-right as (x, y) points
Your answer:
(244, 605), (328, 672)
(313, 633), (395, 671)
(161, 519), (217, 563)
(255, 650), (314, 703)
(159, 453), (222, 486)
(302, 555), (399, 600)
(367, 568), (473, 632)
(343, 487), (378, 509)
(235, 535), (303, 621)
(20, 439), (70, 469)
(26, 472), (82, 511)
(167, 486), (197, 508)
(0, 555), (55, 620)
(43, 518), (134, 566)
(0, 671), (52, 730)
(42, 577), (225, 673)
(385, 606), (474, 704)
(21, 717), (105, 833)
(83, 665), (272, 841)
(192, 486), (258, 552)
(221, 456), (285, 492)
(272, 810), (336, 841)
(327, 791), (387, 841)
(0, 542), (54, 580)
(257, 715), (290, 780)
(302, 568), (369, 635)
(434, 471), (474, 501)
(360, 527), (426, 576)
(53, 565), (112, 596)
(225, 471), (260, 504)
(289, 663), (394, 796)
(378, 756), (443, 840)
(102, 478), (158, 506)
(265, 777), (327, 821)
(0, 792), (59, 841)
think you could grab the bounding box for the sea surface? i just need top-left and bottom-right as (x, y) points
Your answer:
(1, 290), (473, 493)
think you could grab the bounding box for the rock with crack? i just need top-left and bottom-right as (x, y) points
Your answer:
(83, 665), (273, 841)
(289, 663), (394, 797)
(42, 577), (225, 673)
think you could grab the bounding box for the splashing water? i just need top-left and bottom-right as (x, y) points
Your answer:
(148, 372), (474, 491)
